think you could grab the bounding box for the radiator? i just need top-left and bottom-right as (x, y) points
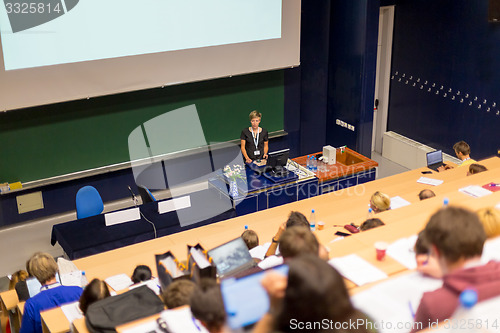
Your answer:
(382, 131), (461, 170)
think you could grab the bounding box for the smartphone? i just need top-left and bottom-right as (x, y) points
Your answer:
(335, 231), (351, 237)
(421, 171), (433, 174)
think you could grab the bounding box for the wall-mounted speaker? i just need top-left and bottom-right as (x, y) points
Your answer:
(489, 0), (500, 22)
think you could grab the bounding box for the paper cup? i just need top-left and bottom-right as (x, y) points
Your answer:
(374, 241), (388, 261)
(317, 221), (325, 230)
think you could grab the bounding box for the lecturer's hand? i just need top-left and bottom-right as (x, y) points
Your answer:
(263, 154), (268, 159)
(245, 157), (253, 164)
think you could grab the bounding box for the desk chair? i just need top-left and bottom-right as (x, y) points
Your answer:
(137, 185), (156, 204)
(76, 186), (104, 219)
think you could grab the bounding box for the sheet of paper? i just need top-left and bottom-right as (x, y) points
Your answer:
(158, 195), (191, 214)
(190, 247), (211, 269)
(459, 185), (492, 198)
(390, 196), (411, 210)
(104, 273), (134, 291)
(258, 255), (284, 270)
(249, 242), (272, 260)
(104, 207), (141, 227)
(386, 235), (418, 270)
(60, 271), (83, 287)
(57, 257), (79, 275)
(129, 277), (161, 295)
(351, 271), (443, 333)
(482, 236), (500, 263)
(416, 177), (443, 186)
(60, 301), (83, 323)
(328, 254), (388, 286)
(160, 306), (209, 333)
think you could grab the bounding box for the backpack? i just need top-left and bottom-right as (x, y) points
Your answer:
(85, 285), (164, 333)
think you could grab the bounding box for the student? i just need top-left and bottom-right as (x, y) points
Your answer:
(79, 279), (110, 315)
(477, 207), (500, 239)
(359, 218), (385, 231)
(412, 207), (500, 332)
(467, 163), (488, 176)
(438, 141), (476, 172)
(161, 279), (196, 309)
(254, 254), (372, 333)
(370, 191), (391, 213)
(265, 211), (310, 257)
(278, 226), (319, 259)
(131, 265), (152, 284)
(418, 189), (436, 201)
(414, 231), (442, 279)
(241, 229), (259, 250)
(190, 279), (229, 333)
(20, 252), (83, 333)
(6, 270), (29, 333)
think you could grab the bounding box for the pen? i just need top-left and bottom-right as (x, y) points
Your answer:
(408, 301), (415, 319)
(192, 316), (202, 331)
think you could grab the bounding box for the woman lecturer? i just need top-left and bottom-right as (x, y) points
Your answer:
(240, 111), (269, 163)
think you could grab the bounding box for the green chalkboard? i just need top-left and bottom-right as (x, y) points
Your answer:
(0, 71), (284, 183)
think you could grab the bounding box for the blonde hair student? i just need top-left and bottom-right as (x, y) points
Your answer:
(477, 207), (500, 239)
(370, 191), (391, 213)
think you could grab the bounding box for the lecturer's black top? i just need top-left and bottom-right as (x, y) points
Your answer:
(240, 127), (269, 160)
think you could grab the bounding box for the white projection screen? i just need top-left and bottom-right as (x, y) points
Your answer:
(0, 0), (300, 111)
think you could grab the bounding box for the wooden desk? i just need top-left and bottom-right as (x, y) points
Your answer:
(41, 307), (70, 333)
(39, 156), (499, 333)
(0, 290), (20, 333)
(72, 318), (88, 333)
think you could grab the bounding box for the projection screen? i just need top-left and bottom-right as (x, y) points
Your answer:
(0, 0), (300, 111)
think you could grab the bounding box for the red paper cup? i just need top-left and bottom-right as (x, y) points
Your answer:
(374, 241), (388, 261)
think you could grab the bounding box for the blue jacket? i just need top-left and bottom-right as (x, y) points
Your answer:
(20, 285), (83, 333)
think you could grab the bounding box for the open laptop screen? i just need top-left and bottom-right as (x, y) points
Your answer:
(221, 264), (289, 329)
(208, 237), (253, 277)
(426, 150), (443, 166)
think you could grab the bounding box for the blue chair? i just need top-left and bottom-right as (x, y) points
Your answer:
(137, 185), (156, 204)
(76, 186), (104, 219)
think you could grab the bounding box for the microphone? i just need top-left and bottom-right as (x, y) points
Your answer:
(128, 186), (140, 206)
(129, 185), (157, 238)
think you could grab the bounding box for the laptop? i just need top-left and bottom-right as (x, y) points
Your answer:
(426, 150), (447, 171)
(208, 237), (258, 279)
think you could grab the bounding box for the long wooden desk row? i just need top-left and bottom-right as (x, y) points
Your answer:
(6, 157), (500, 333)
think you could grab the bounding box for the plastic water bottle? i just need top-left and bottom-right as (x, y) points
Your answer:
(309, 209), (316, 231)
(367, 207), (374, 219)
(449, 289), (478, 332)
(307, 155), (311, 170)
(244, 225), (248, 230)
(81, 271), (88, 287)
(443, 197), (449, 207)
(312, 157), (317, 172)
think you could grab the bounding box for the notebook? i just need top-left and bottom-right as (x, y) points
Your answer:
(207, 237), (257, 279)
(426, 150), (447, 171)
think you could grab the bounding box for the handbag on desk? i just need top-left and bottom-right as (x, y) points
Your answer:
(187, 243), (217, 283)
(85, 285), (164, 333)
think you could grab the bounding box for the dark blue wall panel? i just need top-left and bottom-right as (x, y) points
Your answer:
(388, 0), (500, 159)
(298, 0), (331, 155)
(327, 0), (379, 157)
